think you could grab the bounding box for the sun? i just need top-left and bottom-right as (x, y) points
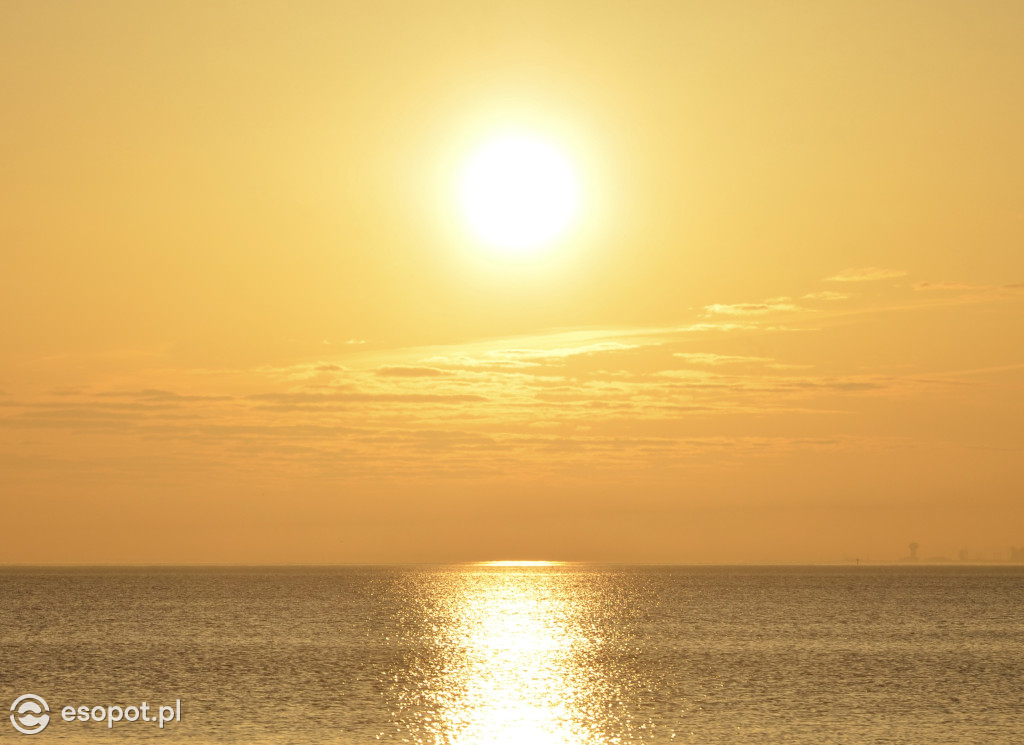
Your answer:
(459, 133), (581, 253)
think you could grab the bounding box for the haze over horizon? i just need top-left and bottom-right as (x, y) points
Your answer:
(3, 2), (1023, 564)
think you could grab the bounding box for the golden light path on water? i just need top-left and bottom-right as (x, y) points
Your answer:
(476, 560), (567, 567)
(444, 569), (581, 744)
(394, 565), (614, 745)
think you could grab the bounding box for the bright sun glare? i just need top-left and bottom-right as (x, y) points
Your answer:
(459, 134), (580, 253)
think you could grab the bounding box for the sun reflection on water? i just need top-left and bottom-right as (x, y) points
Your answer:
(392, 566), (606, 745)
(475, 560), (566, 567)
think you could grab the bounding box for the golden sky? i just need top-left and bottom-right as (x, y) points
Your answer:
(3, 1), (1023, 563)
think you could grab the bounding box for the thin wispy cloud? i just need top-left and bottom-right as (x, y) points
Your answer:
(319, 339), (366, 346)
(675, 322), (759, 333)
(825, 267), (908, 282)
(492, 341), (638, 360)
(910, 281), (1024, 297)
(376, 366), (449, 378)
(803, 291), (849, 301)
(704, 302), (806, 316)
(248, 391), (485, 404)
(673, 353), (771, 365)
(913, 281), (983, 291)
(432, 341), (644, 368)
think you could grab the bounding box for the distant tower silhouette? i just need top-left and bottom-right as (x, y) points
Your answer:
(909, 542), (919, 561)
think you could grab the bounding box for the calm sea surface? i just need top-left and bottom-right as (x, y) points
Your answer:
(1, 565), (1022, 744)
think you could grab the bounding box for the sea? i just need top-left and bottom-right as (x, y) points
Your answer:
(1, 565), (1021, 744)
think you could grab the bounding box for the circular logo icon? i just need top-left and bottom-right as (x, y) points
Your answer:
(10, 695), (50, 735)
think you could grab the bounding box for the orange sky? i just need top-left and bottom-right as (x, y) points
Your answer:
(2, 2), (1023, 563)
